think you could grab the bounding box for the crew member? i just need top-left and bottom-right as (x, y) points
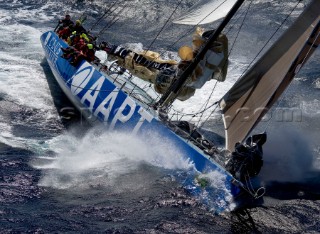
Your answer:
(73, 20), (87, 34)
(56, 14), (74, 32)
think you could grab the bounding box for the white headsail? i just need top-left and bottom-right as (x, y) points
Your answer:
(173, 0), (237, 25)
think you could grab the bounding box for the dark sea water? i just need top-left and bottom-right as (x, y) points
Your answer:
(0, 0), (320, 233)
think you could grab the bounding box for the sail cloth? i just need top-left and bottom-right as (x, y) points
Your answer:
(106, 28), (229, 101)
(155, 28), (229, 101)
(220, 0), (320, 152)
(107, 45), (178, 84)
(173, 0), (238, 25)
(188, 27), (229, 88)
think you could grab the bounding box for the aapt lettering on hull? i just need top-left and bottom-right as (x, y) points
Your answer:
(70, 63), (154, 133)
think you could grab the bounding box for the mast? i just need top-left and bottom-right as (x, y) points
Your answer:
(156, 0), (245, 108)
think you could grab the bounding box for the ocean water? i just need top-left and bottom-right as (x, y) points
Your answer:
(0, 0), (320, 233)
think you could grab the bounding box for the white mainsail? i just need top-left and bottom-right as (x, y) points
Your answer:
(220, 0), (320, 152)
(173, 0), (237, 25)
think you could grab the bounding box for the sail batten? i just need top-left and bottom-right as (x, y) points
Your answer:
(173, 0), (238, 25)
(220, 0), (320, 151)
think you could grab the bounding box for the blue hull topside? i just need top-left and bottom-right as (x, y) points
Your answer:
(40, 31), (241, 211)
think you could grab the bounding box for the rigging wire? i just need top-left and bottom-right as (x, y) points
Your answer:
(227, 0), (253, 56)
(178, 0), (302, 128)
(192, 1), (253, 125)
(143, 0), (234, 64)
(96, 2), (129, 38)
(72, 0), (307, 131)
(62, 67), (155, 106)
(168, 2), (251, 122)
(187, 1), (253, 125)
(237, 0), (304, 80)
(224, 2), (250, 35)
(170, 0), (304, 132)
(96, 15), (120, 38)
(262, 29), (320, 133)
(57, 2), (248, 120)
(144, 0), (184, 55)
(89, 0), (119, 32)
(164, 1), (249, 118)
(164, 0), (230, 52)
(198, 102), (219, 129)
(170, 99), (219, 117)
(194, 81), (219, 127)
(96, 0), (247, 121)
(209, 0), (306, 143)
(226, 0), (304, 135)
(64, 78), (156, 108)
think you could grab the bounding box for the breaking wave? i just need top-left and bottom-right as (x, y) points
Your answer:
(33, 128), (193, 189)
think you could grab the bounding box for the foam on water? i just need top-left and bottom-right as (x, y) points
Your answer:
(300, 99), (320, 117)
(0, 7), (64, 147)
(315, 78), (320, 89)
(34, 128), (194, 189)
(0, 1), (320, 232)
(0, 0), (318, 206)
(33, 128), (233, 210)
(0, 124), (19, 148)
(0, 121), (47, 153)
(0, 4), (232, 206)
(168, 57), (250, 124)
(0, 23), (55, 112)
(95, 41), (245, 125)
(196, 171), (234, 211)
